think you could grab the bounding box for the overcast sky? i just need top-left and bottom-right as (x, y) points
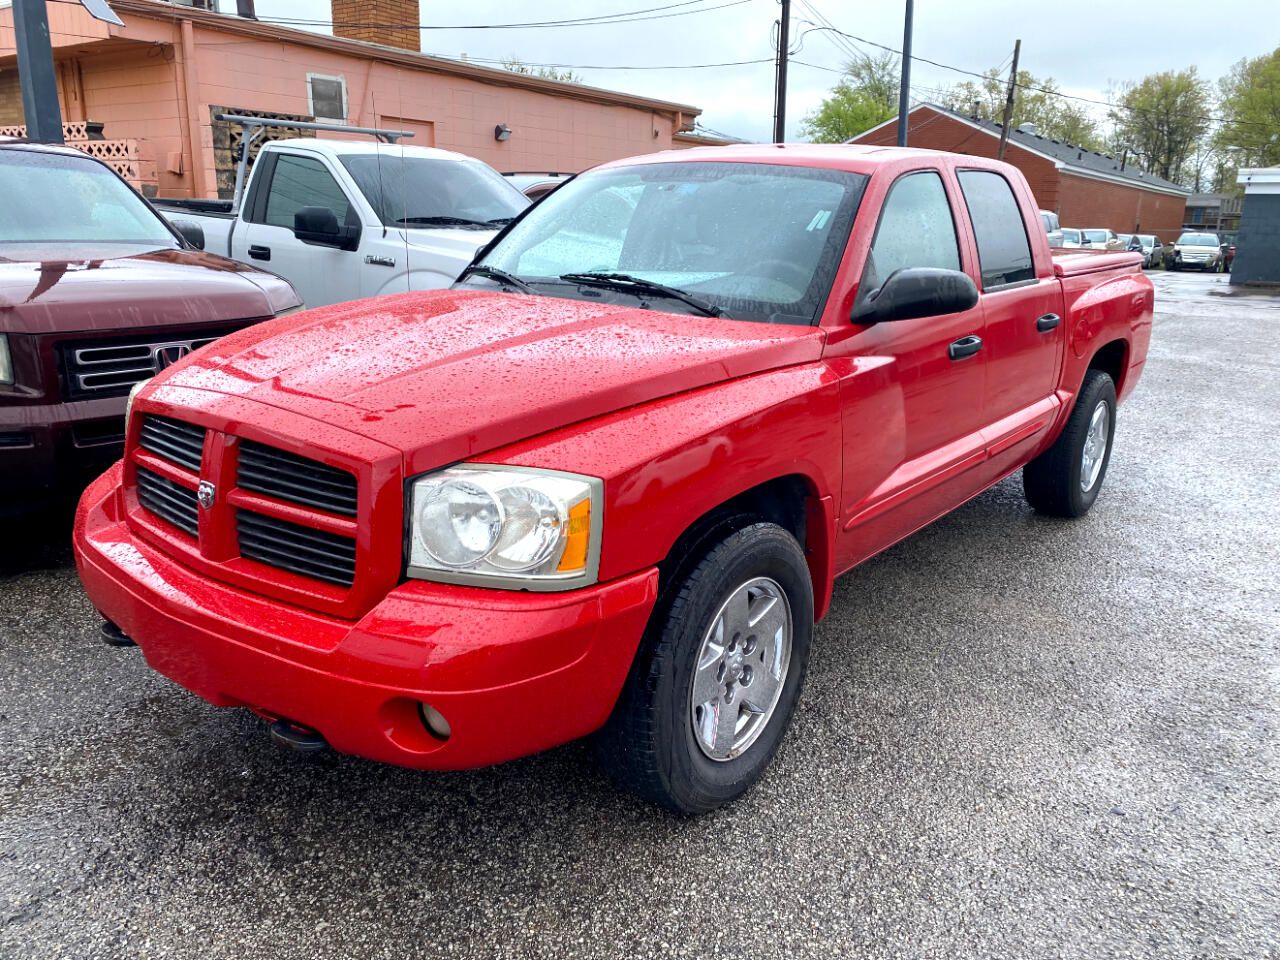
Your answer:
(244, 0), (1278, 142)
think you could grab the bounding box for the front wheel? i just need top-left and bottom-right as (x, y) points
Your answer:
(1023, 369), (1117, 518)
(595, 522), (813, 814)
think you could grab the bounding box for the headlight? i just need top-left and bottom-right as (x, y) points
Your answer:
(407, 464), (601, 590)
(125, 377), (152, 425)
(0, 334), (12, 385)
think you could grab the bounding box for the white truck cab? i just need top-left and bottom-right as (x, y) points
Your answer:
(157, 124), (528, 308)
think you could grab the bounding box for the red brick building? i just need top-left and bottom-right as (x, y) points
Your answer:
(852, 103), (1188, 240)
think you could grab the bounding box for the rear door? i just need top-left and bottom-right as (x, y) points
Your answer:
(954, 168), (1064, 461)
(236, 151), (362, 308)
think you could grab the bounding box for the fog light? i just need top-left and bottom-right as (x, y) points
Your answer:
(418, 703), (452, 741)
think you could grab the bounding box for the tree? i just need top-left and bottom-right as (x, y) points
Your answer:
(1215, 48), (1280, 169)
(500, 57), (582, 84)
(1108, 68), (1211, 184)
(801, 51), (899, 143)
(939, 69), (1101, 149)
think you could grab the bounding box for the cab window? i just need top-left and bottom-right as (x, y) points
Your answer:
(262, 155), (352, 229)
(862, 171), (961, 293)
(958, 170), (1035, 288)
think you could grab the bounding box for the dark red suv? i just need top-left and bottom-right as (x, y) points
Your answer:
(0, 142), (301, 513)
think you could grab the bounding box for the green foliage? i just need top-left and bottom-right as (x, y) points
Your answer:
(1215, 48), (1280, 168)
(939, 70), (1101, 149)
(801, 51), (900, 143)
(1108, 68), (1211, 184)
(501, 57), (582, 84)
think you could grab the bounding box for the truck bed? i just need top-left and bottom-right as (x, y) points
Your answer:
(1051, 249), (1143, 278)
(153, 198), (236, 218)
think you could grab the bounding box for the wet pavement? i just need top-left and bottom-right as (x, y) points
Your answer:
(2, 270), (1278, 959)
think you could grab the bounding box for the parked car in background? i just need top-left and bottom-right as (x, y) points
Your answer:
(77, 144), (1153, 814)
(1130, 234), (1162, 269)
(1166, 232), (1224, 271)
(1040, 209), (1064, 247)
(1222, 241), (1236, 272)
(0, 142), (300, 514)
(503, 171), (574, 201)
(155, 139), (528, 308)
(1082, 228), (1122, 250)
(1059, 227), (1084, 249)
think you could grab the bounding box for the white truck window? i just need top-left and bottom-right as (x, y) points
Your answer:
(264, 155), (352, 229)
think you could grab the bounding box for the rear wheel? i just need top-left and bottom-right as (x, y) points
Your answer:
(1023, 369), (1117, 518)
(595, 522), (813, 814)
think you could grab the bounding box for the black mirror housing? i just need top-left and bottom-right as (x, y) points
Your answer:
(293, 206), (360, 251)
(851, 267), (979, 325)
(171, 219), (205, 250)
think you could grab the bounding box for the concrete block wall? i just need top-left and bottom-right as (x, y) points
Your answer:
(1230, 194), (1280, 285)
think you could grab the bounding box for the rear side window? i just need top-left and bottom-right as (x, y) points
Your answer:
(263, 155), (352, 229)
(958, 170), (1035, 288)
(863, 171), (960, 291)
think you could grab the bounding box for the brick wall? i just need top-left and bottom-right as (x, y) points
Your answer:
(852, 108), (1061, 211)
(331, 0), (419, 51)
(1231, 194), (1280, 285)
(1057, 171), (1186, 240)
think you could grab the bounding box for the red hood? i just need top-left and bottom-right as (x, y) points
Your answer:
(157, 289), (825, 468)
(0, 246), (293, 335)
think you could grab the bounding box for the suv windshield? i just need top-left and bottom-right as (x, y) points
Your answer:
(0, 148), (176, 248)
(341, 155), (528, 228)
(1177, 233), (1219, 246)
(466, 161), (868, 324)
(1083, 229), (1110, 243)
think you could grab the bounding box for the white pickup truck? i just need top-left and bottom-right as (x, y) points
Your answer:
(155, 135), (528, 308)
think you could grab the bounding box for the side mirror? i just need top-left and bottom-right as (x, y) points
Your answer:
(293, 206), (360, 251)
(852, 267), (979, 325)
(171, 219), (205, 250)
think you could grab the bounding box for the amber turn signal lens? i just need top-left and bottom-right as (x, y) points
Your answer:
(557, 498), (592, 573)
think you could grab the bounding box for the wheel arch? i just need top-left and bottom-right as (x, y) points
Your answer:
(1087, 337), (1130, 397)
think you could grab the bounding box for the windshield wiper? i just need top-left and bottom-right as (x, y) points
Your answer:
(395, 215), (492, 228)
(558, 272), (724, 318)
(458, 264), (536, 294)
(486, 216), (516, 226)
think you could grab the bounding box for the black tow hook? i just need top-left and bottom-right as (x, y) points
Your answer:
(268, 719), (330, 754)
(100, 620), (136, 647)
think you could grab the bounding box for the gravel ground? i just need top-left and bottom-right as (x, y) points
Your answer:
(2, 271), (1277, 959)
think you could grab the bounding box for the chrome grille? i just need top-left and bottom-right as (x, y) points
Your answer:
(62, 333), (223, 398)
(136, 467), (199, 536)
(139, 416), (206, 472)
(237, 440), (358, 516)
(236, 510), (356, 586)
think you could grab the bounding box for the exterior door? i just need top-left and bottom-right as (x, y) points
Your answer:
(238, 152), (361, 308)
(836, 169), (989, 566)
(955, 169), (1064, 461)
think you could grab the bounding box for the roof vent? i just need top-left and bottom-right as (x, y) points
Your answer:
(1016, 122), (1038, 135)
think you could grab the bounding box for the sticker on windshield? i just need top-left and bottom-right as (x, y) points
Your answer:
(806, 210), (832, 231)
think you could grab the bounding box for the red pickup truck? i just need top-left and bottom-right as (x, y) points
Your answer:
(74, 145), (1152, 813)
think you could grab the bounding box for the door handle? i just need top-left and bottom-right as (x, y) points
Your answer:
(948, 335), (983, 361)
(1036, 313), (1061, 332)
(248, 245), (271, 261)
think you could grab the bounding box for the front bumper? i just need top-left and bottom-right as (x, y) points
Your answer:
(75, 464), (659, 770)
(0, 394), (127, 510)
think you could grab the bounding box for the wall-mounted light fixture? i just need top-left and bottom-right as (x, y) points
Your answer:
(494, 124), (513, 142)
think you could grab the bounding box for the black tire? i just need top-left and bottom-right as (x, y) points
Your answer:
(1023, 369), (1117, 518)
(595, 522), (813, 814)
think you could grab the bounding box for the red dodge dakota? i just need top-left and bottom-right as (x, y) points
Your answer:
(74, 145), (1152, 813)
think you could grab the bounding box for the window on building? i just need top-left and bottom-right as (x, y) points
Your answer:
(862, 170), (961, 293)
(262, 154), (352, 229)
(957, 170), (1035, 288)
(307, 74), (347, 123)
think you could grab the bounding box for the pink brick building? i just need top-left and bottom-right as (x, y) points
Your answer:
(0, 0), (702, 198)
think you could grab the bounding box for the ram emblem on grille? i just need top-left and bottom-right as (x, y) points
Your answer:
(197, 481), (216, 510)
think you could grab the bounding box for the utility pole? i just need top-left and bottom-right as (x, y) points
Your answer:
(996, 38), (1022, 161)
(772, 0), (791, 143)
(896, 0), (914, 146)
(12, 0), (65, 144)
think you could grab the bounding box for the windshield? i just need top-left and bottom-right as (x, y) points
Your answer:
(1177, 233), (1219, 246)
(0, 148), (176, 248)
(341, 154), (527, 228)
(468, 161), (868, 325)
(1062, 228), (1080, 242)
(1138, 235), (1156, 245)
(1083, 229), (1110, 242)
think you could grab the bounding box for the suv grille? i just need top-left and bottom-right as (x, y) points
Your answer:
(237, 440), (358, 516)
(136, 467), (199, 536)
(139, 416), (206, 472)
(236, 510), (356, 586)
(61, 333), (225, 398)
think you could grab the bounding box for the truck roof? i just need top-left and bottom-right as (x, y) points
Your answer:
(263, 138), (486, 163)
(604, 143), (1015, 178)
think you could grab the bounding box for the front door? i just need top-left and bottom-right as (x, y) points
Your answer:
(835, 168), (989, 568)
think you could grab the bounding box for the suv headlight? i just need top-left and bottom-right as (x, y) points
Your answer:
(0, 335), (12, 385)
(407, 464), (602, 590)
